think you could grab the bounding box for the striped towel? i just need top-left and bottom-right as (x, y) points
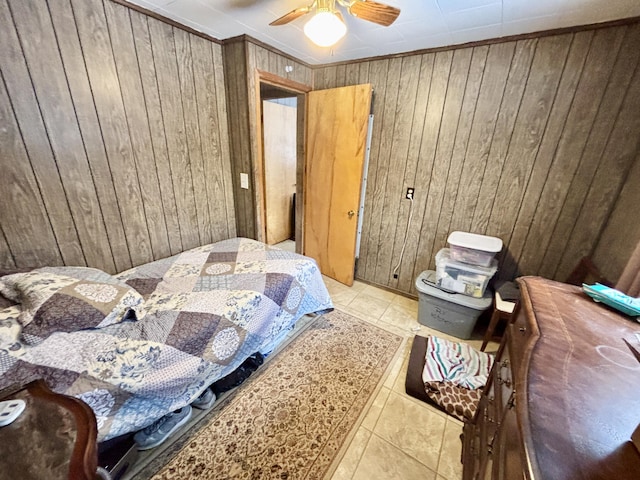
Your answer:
(422, 335), (494, 390)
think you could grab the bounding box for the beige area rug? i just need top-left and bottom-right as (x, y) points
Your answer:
(143, 309), (403, 480)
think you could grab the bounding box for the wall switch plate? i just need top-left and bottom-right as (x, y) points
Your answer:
(240, 173), (249, 189)
(406, 187), (414, 199)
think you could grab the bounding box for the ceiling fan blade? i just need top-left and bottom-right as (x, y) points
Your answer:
(270, 6), (312, 26)
(349, 0), (400, 27)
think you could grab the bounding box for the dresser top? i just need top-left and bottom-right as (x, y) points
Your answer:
(517, 276), (640, 480)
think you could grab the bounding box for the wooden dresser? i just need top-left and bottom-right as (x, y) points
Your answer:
(462, 276), (640, 480)
(0, 379), (98, 480)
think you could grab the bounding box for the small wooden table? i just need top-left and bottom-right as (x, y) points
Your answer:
(480, 290), (517, 351)
(0, 379), (98, 480)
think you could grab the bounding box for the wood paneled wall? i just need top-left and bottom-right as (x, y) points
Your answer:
(314, 23), (640, 294)
(223, 37), (313, 239)
(0, 0), (235, 274)
(592, 156), (640, 282)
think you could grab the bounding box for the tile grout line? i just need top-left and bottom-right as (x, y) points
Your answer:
(434, 415), (449, 478)
(365, 386), (392, 433)
(325, 276), (464, 480)
(345, 429), (374, 480)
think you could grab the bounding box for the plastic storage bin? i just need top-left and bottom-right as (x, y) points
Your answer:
(447, 231), (502, 267)
(435, 248), (498, 298)
(415, 271), (492, 339)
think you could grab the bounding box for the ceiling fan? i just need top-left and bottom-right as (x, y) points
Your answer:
(270, 0), (401, 47)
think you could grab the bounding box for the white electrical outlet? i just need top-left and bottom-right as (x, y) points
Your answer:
(240, 173), (249, 189)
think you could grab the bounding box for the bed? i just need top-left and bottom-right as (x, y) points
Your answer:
(0, 237), (333, 442)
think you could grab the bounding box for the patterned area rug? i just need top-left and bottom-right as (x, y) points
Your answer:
(144, 309), (403, 480)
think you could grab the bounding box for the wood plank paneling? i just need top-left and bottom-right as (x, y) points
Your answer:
(0, 0), (236, 273)
(312, 21), (640, 294)
(484, 34), (572, 273)
(72, 0), (153, 267)
(359, 59), (390, 279)
(104, 0), (172, 260)
(223, 40), (252, 238)
(554, 61), (640, 280)
(369, 57), (402, 285)
(0, 75), (62, 268)
(0, 227), (16, 270)
(223, 39), (313, 240)
(48, 0), (128, 271)
(412, 49), (471, 281)
(592, 155), (640, 281)
(147, 19), (201, 250)
(469, 39), (537, 236)
(192, 37), (236, 241)
(129, 10), (183, 256)
(395, 53), (435, 292)
(174, 28), (212, 246)
(7, 0), (111, 270)
(375, 55), (421, 285)
(12, 0), (120, 271)
(345, 63), (359, 85)
(2, 0), (637, 292)
(513, 30), (604, 278)
(398, 51), (452, 292)
(539, 24), (640, 279)
(212, 44), (237, 239)
(429, 46), (488, 266)
(448, 42), (516, 236)
(0, 0), (78, 269)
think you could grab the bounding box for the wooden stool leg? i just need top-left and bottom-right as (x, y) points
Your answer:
(481, 308), (501, 352)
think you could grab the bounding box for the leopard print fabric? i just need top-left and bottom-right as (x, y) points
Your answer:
(424, 380), (482, 422)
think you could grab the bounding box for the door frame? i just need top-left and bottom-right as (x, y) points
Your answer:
(253, 70), (311, 253)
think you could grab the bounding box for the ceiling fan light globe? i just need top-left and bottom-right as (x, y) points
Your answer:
(304, 12), (346, 47)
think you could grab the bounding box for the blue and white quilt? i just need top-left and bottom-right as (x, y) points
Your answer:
(0, 238), (332, 441)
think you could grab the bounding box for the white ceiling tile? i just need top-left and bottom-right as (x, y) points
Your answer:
(135, 0), (174, 8)
(334, 46), (379, 59)
(565, 0), (640, 16)
(443, 3), (502, 31)
(125, 0), (640, 64)
(394, 17), (450, 36)
(395, 1), (445, 22)
(390, 32), (455, 53)
(450, 23), (503, 45)
(502, 0), (560, 22)
(560, 7), (615, 26)
(159, 0), (216, 19)
(436, 0), (502, 14)
(354, 25), (407, 43)
(501, 15), (564, 37)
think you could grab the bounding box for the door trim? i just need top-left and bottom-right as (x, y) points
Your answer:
(254, 70), (311, 252)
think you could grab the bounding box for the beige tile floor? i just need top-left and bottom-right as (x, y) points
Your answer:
(321, 274), (500, 480)
(272, 239), (499, 479)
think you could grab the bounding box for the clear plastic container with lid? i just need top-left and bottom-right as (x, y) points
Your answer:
(415, 270), (492, 339)
(447, 231), (503, 267)
(435, 248), (498, 298)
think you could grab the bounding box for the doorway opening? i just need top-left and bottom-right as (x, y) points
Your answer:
(255, 72), (309, 254)
(260, 85), (297, 248)
(254, 74), (372, 286)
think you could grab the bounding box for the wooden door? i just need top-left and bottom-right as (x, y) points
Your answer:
(262, 100), (297, 244)
(304, 84), (372, 286)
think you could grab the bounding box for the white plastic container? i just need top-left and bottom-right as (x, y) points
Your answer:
(415, 270), (492, 339)
(447, 231), (503, 267)
(435, 248), (498, 298)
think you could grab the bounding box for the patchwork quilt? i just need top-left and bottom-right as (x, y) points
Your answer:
(0, 238), (333, 441)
